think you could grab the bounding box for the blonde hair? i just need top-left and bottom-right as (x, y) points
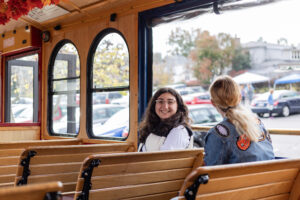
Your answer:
(209, 75), (260, 142)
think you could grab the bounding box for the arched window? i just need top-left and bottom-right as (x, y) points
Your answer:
(87, 29), (129, 140)
(48, 40), (80, 136)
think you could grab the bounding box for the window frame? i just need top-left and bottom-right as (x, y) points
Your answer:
(2, 49), (41, 125)
(86, 28), (130, 140)
(47, 39), (81, 137)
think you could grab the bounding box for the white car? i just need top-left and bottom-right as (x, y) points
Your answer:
(93, 108), (129, 138)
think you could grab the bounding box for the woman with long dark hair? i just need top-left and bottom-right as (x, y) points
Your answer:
(138, 88), (193, 152)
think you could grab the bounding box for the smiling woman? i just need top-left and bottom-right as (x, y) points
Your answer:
(138, 87), (193, 152)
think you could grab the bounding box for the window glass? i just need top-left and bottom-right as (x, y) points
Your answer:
(6, 54), (38, 123)
(89, 30), (129, 139)
(92, 33), (129, 88)
(152, 0), (300, 157)
(49, 42), (80, 136)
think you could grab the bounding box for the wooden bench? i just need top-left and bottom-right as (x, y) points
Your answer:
(0, 138), (83, 188)
(14, 143), (135, 195)
(0, 139), (83, 165)
(175, 158), (300, 200)
(0, 181), (63, 200)
(73, 148), (204, 200)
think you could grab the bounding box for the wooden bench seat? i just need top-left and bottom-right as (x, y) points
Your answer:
(0, 138), (83, 188)
(175, 158), (300, 200)
(15, 143), (135, 195)
(73, 148), (204, 200)
(0, 181), (63, 200)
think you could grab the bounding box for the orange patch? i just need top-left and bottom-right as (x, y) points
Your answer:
(236, 135), (251, 151)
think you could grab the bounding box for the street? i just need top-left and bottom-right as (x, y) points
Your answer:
(260, 113), (300, 158)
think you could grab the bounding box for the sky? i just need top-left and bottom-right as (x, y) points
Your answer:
(153, 0), (300, 56)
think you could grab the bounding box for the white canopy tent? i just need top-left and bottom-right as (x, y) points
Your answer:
(233, 72), (270, 85)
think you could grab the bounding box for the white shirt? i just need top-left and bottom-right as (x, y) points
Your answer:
(140, 125), (192, 152)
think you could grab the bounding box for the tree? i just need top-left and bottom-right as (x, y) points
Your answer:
(153, 53), (174, 86)
(167, 28), (198, 57)
(232, 48), (251, 71)
(167, 28), (251, 84)
(93, 39), (129, 88)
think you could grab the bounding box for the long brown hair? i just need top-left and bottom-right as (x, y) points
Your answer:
(139, 87), (191, 143)
(209, 75), (261, 141)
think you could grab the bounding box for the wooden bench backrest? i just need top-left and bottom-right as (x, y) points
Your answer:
(0, 138), (82, 188)
(74, 148), (204, 200)
(0, 138), (82, 149)
(0, 181), (63, 200)
(176, 158), (300, 200)
(15, 143), (135, 194)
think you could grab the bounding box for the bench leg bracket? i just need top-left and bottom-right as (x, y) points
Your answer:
(17, 150), (37, 185)
(77, 159), (101, 200)
(184, 174), (209, 200)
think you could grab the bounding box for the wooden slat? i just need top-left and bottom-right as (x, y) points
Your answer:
(30, 153), (107, 165)
(93, 157), (195, 176)
(257, 193), (289, 200)
(201, 159), (300, 179)
(195, 181), (293, 200)
(88, 149), (203, 165)
(0, 157), (20, 166)
(91, 168), (191, 188)
(0, 138), (82, 149)
(19, 162), (82, 177)
(27, 172), (78, 184)
(0, 149), (24, 157)
(197, 168), (298, 194)
(0, 165), (17, 174)
(90, 180), (183, 200)
(124, 191), (178, 200)
(0, 182), (14, 188)
(0, 181), (63, 200)
(0, 174), (15, 183)
(20, 143), (133, 157)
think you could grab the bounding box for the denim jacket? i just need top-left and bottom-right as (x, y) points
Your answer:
(204, 118), (274, 166)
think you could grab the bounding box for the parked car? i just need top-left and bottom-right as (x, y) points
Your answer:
(111, 94), (129, 106)
(251, 90), (300, 117)
(93, 107), (129, 138)
(12, 105), (33, 123)
(93, 92), (123, 104)
(188, 104), (223, 147)
(188, 86), (206, 93)
(188, 104), (223, 126)
(175, 87), (195, 96)
(183, 92), (211, 105)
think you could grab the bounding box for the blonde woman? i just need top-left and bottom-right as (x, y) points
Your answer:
(204, 76), (274, 166)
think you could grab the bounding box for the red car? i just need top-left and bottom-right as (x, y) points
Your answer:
(183, 92), (212, 105)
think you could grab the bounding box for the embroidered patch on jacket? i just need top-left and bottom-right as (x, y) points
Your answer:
(215, 124), (229, 137)
(236, 135), (251, 151)
(258, 131), (266, 142)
